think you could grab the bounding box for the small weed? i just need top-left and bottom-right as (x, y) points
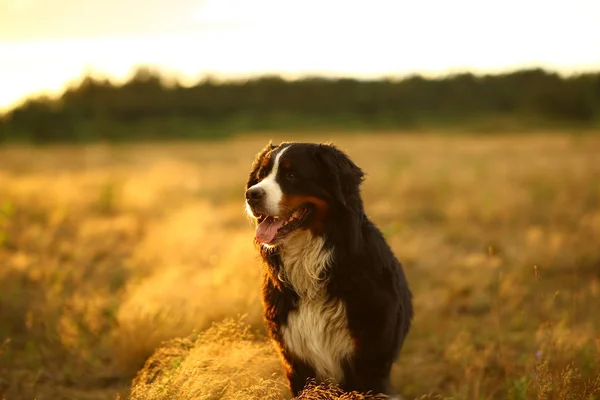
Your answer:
(0, 200), (13, 246)
(95, 181), (120, 214)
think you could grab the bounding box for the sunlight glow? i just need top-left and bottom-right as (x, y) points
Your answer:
(1, 0), (599, 111)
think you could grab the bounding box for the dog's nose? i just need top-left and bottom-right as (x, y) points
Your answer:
(246, 187), (265, 203)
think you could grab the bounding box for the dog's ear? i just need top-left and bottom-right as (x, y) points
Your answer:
(247, 141), (277, 189)
(314, 143), (364, 209)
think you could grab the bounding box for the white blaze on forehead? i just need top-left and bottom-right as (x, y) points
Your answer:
(248, 145), (289, 215)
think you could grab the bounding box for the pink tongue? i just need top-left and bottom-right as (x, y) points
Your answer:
(256, 217), (285, 244)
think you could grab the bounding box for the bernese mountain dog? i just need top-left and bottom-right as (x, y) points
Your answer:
(245, 141), (413, 397)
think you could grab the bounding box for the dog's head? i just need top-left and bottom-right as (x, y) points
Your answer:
(245, 142), (364, 246)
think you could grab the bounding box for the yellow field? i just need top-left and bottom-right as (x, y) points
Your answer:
(1, 132), (599, 400)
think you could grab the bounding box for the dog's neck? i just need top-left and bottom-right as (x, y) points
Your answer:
(277, 230), (333, 299)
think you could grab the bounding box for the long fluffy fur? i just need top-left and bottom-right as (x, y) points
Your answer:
(246, 142), (413, 397)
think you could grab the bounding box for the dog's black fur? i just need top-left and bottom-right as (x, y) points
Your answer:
(246, 142), (413, 397)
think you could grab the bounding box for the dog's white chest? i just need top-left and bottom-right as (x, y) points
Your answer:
(282, 295), (354, 383)
(278, 230), (355, 383)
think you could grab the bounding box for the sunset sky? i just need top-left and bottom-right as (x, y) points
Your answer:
(1, 0), (599, 111)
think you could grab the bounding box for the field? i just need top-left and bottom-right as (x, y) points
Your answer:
(1, 132), (599, 400)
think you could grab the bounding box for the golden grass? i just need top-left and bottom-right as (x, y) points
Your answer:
(129, 318), (288, 400)
(1, 132), (599, 400)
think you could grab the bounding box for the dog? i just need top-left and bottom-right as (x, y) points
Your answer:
(245, 142), (413, 397)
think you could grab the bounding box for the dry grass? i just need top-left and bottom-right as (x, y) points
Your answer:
(1, 131), (599, 400)
(129, 318), (288, 400)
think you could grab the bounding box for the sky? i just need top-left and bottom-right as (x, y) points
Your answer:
(1, 0), (599, 111)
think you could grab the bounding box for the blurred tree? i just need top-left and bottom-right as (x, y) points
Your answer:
(1, 68), (598, 144)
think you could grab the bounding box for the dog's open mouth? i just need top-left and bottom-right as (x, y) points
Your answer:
(255, 206), (311, 244)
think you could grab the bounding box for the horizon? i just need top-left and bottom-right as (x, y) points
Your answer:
(1, 0), (599, 112)
(2, 64), (599, 114)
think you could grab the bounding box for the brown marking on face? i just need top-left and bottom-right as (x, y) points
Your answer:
(251, 151), (274, 184)
(281, 159), (292, 169)
(261, 151), (273, 170)
(353, 336), (361, 352)
(279, 194), (330, 235)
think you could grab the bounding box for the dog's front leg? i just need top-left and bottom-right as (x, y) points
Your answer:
(282, 352), (317, 397)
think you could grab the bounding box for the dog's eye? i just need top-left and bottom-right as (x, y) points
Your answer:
(285, 172), (297, 183)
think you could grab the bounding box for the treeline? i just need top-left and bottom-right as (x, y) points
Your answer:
(1, 68), (600, 143)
